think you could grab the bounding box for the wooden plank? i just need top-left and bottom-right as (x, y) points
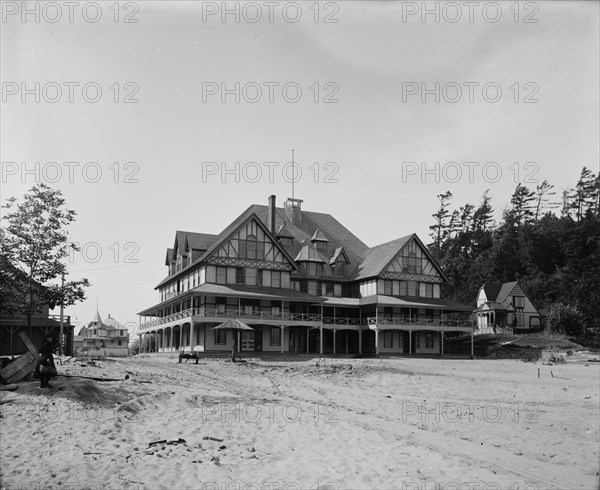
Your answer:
(18, 331), (39, 356)
(5, 358), (38, 384)
(0, 352), (36, 383)
(0, 384), (18, 391)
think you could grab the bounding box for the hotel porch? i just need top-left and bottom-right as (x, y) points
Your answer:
(136, 308), (473, 356)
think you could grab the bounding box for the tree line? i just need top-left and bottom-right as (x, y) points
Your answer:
(428, 167), (600, 342)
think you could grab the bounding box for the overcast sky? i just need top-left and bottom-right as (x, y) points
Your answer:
(1, 1), (599, 334)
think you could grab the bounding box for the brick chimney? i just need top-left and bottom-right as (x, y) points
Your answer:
(284, 197), (303, 226)
(268, 195), (276, 234)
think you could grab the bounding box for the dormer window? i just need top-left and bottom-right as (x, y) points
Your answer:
(311, 229), (329, 252)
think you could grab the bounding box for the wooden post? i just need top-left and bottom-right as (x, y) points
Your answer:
(408, 331), (412, 355)
(333, 330), (336, 356)
(471, 322), (474, 359)
(358, 330), (362, 355)
(59, 272), (65, 356)
(190, 322), (195, 352)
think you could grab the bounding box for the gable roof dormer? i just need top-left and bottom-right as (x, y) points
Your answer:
(311, 229), (329, 243)
(295, 241), (329, 263)
(330, 246), (350, 266)
(276, 224), (295, 239)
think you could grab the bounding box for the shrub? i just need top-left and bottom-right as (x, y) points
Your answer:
(545, 303), (585, 337)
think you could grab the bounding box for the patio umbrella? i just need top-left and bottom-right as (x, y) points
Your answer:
(212, 318), (254, 356)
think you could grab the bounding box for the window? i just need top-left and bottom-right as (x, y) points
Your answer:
(270, 327), (281, 346)
(118, 340), (122, 346)
(399, 281), (407, 296)
(308, 262), (318, 276)
(315, 241), (327, 251)
(424, 283), (434, 298)
(308, 281), (318, 296)
(384, 331), (393, 348)
(407, 281), (418, 296)
(513, 296), (525, 311)
(272, 306), (281, 317)
(384, 280), (393, 296)
(334, 262), (347, 276)
(425, 332), (434, 349)
(235, 268), (245, 284)
(240, 235), (264, 260)
(334, 284), (342, 297)
(325, 283), (335, 297)
(216, 266), (227, 284)
(215, 330), (226, 345)
(299, 280), (308, 293)
(246, 268), (257, 286)
(271, 271), (281, 288)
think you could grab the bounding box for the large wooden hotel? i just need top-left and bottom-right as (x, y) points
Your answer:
(137, 196), (473, 356)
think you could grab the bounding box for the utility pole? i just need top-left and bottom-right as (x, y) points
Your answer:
(59, 272), (65, 356)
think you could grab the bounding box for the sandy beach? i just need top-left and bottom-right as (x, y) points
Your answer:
(1, 353), (599, 490)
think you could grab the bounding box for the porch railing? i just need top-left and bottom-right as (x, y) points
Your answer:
(139, 309), (472, 331)
(367, 317), (473, 330)
(139, 308), (327, 330)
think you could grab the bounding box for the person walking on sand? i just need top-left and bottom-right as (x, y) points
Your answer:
(38, 335), (56, 388)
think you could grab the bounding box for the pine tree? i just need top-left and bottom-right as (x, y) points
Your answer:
(507, 184), (536, 226)
(571, 167), (597, 221)
(429, 191), (452, 260)
(533, 180), (558, 221)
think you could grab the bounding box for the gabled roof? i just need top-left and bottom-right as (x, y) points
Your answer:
(196, 210), (298, 268)
(497, 281), (519, 303)
(353, 235), (412, 280)
(294, 243), (329, 263)
(330, 247), (350, 265)
(480, 281), (519, 303)
(165, 248), (174, 266)
(311, 229), (329, 242)
(353, 234), (447, 282)
(251, 205), (369, 268)
(185, 232), (219, 251)
(276, 224), (294, 239)
(480, 283), (503, 302)
(174, 231), (219, 258)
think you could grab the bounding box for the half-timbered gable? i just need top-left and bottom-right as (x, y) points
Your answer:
(206, 215), (296, 272)
(381, 237), (444, 284)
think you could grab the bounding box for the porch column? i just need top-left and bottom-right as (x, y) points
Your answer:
(333, 330), (336, 355)
(345, 331), (349, 354)
(162, 330), (166, 353)
(307, 329), (310, 354)
(169, 328), (173, 352)
(139, 334), (142, 353)
(190, 322), (196, 351)
(358, 330), (362, 355)
(408, 331), (412, 355)
(441, 331), (444, 356)
(280, 325), (285, 354)
(374, 329), (379, 356)
(319, 326), (323, 354)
